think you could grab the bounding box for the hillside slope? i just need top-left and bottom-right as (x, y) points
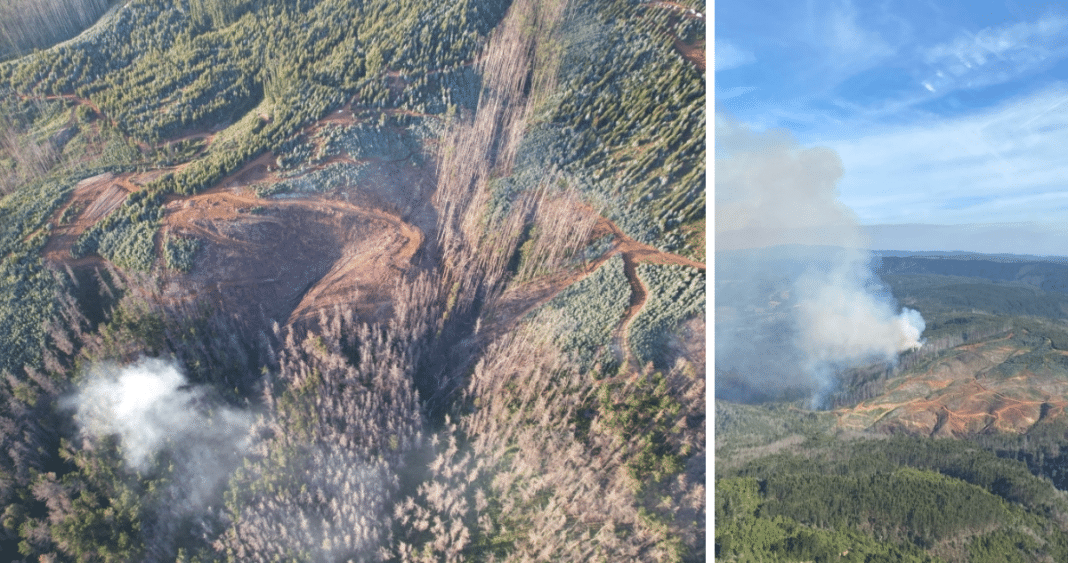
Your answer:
(716, 261), (1068, 562)
(0, 0), (706, 561)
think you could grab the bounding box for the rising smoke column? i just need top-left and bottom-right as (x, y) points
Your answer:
(715, 114), (925, 405)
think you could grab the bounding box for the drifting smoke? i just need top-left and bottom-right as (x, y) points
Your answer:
(715, 114), (925, 406)
(71, 357), (252, 472)
(69, 357), (254, 558)
(69, 358), (255, 557)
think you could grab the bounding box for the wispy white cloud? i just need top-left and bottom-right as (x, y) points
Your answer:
(824, 3), (887, 54)
(718, 86), (758, 99)
(919, 13), (1068, 93)
(802, 0), (897, 81)
(715, 39), (757, 71)
(824, 84), (1068, 225)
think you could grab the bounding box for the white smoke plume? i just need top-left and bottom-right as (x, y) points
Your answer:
(72, 357), (252, 472)
(715, 114), (925, 405)
(69, 357), (256, 559)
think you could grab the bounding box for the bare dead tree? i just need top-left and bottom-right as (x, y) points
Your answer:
(0, 0), (110, 58)
(514, 182), (601, 282)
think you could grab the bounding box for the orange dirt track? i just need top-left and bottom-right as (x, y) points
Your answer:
(39, 94), (704, 361)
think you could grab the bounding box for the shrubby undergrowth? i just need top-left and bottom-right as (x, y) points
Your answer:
(528, 254), (630, 370)
(629, 263), (704, 368)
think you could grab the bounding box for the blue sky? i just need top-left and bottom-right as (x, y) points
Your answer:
(716, 0), (1068, 255)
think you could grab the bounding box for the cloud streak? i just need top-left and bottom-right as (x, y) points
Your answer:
(828, 84), (1068, 226)
(715, 39), (756, 71)
(920, 13), (1068, 93)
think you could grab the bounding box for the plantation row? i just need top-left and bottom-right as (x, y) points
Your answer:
(1, 0), (506, 144)
(0, 175), (79, 374)
(275, 120), (426, 171)
(488, 0), (705, 257)
(259, 161), (368, 197)
(0, 0), (509, 209)
(70, 188), (164, 271)
(0, 0), (520, 286)
(545, 0), (705, 254)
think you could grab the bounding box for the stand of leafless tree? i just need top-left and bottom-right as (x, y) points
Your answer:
(513, 183), (600, 282)
(0, 0), (704, 559)
(392, 320), (705, 562)
(0, 0), (111, 58)
(0, 112), (61, 195)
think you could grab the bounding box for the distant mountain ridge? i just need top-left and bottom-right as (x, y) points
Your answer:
(875, 253), (1068, 295)
(874, 249), (1068, 263)
(717, 245), (1068, 293)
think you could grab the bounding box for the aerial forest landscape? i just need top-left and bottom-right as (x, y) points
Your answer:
(0, 0), (706, 560)
(717, 1), (1068, 562)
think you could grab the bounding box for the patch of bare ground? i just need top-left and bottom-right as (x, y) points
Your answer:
(674, 37), (705, 71)
(602, 213), (705, 374)
(836, 336), (1068, 437)
(34, 113), (437, 332)
(613, 252), (648, 372)
(41, 172), (134, 266)
(159, 167), (428, 330)
(36, 78), (700, 367)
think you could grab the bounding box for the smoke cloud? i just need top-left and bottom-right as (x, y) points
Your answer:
(715, 115), (925, 406)
(71, 357), (252, 472)
(69, 357), (256, 559)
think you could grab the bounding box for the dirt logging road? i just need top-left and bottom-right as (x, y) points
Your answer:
(36, 74), (703, 373)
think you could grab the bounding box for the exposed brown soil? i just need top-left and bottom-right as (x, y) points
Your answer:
(597, 210), (705, 372)
(41, 171), (135, 266)
(488, 209), (705, 375)
(155, 144), (433, 329)
(20, 93), (103, 117)
(162, 188), (423, 328)
(834, 336), (1068, 437)
(615, 252), (649, 371)
(674, 37), (705, 71)
(35, 87), (703, 367)
(38, 128), (435, 331)
(644, 1), (706, 72)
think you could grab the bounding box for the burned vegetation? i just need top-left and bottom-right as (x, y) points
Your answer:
(0, 0), (705, 561)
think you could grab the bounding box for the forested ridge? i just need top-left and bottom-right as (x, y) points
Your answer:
(716, 434), (1068, 562)
(0, 0), (705, 560)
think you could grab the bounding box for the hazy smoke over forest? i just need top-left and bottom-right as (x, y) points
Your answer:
(72, 358), (252, 471)
(70, 358), (252, 509)
(715, 114), (925, 405)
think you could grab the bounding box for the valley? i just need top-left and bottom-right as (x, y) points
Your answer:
(0, 0), (706, 560)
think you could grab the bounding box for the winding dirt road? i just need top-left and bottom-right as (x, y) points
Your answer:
(486, 208), (705, 374)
